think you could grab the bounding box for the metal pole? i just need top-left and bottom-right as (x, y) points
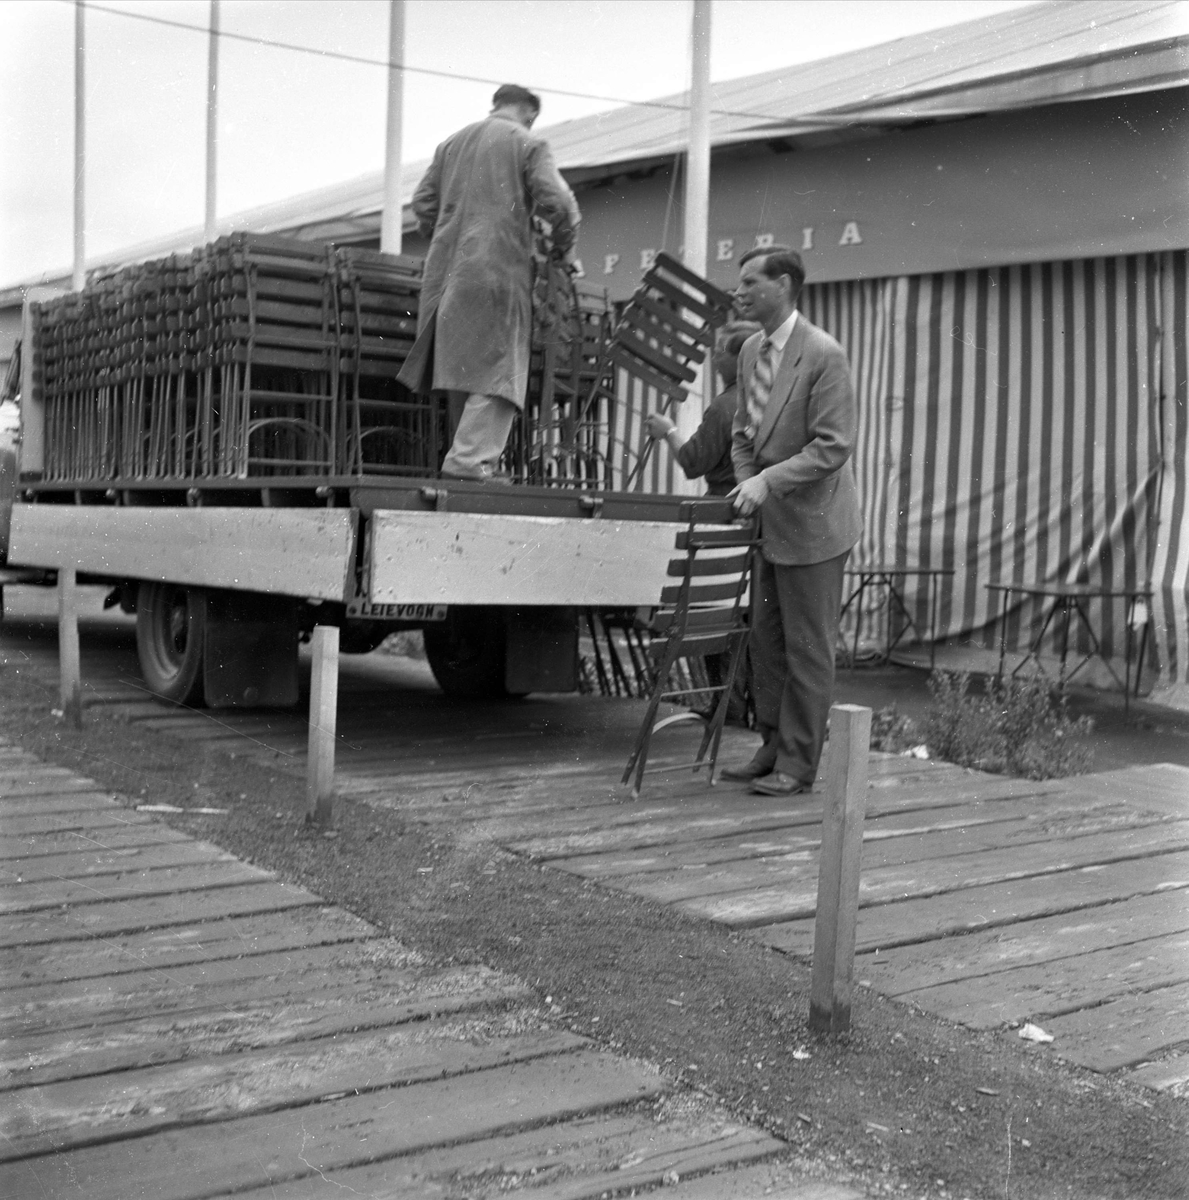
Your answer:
(675, 0), (712, 451)
(204, 0), (219, 243)
(380, 0), (405, 254)
(73, 1), (85, 292)
(683, 0), (711, 281)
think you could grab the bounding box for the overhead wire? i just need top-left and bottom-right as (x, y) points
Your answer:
(74, 0), (836, 127)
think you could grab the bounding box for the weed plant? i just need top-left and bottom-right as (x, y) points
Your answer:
(922, 670), (1093, 779)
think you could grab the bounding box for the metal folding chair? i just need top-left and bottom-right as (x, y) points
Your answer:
(622, 500), (758, 797)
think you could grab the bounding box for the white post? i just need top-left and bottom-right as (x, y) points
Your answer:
(204, 0), (219, 243)
(683, 0), (711, 282)
(677, 0), (713, 447)
(809, 704), (871, 1034)
(380, 0), (405, 255)
(58, 567), (82, 728)
(73, 0), (85, 293)
(306, 624), (339, 825)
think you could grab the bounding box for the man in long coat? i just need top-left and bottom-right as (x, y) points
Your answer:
(399, 84), (581, 481)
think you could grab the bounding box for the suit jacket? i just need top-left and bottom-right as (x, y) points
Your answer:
(396, 115), (580, 408)
(731, 315), (862, 565)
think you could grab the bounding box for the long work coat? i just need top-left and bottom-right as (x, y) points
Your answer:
(399, 114), (580, 409)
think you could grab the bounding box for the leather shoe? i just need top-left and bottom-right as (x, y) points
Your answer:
(719, 759), (774, 782)
(749, 771), (812, 797)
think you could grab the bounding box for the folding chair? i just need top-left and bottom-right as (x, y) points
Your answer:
(622, 500), (758, 797)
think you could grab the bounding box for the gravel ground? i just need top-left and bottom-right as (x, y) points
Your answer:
(2, 660), (1186, 1200)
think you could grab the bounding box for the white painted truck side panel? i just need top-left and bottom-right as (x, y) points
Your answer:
(369, 510), (681, 606)
(6, 505), (357, 602)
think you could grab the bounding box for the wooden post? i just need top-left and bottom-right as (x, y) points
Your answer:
(809, 703), (871, 1033)
(306, 624), (339, 826)
(57, 567), (82, 728)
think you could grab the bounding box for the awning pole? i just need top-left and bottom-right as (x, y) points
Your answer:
(683, 0), (711, 281)
(679, 0), (713, 437)
(204, 0), (220, 243)
(73, 0), (85, 292)
(380, 0), (405, 254)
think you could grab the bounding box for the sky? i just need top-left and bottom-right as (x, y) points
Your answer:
(0, 0), (1034, 288)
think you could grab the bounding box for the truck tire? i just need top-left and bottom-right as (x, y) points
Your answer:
(136, 582), (206, 706)
(423, 606), (514, 699)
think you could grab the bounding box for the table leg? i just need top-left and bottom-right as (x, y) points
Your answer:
(996, 589), (1008, 683)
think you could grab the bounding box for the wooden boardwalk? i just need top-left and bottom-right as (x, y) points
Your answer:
(2, 597), (1188, 1194)
(0, 736), (823, 1199)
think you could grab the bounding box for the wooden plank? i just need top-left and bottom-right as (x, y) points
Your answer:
(7, 505), (357, 603)
(0, 824), (191, 862)
(0, 792), (123, 815)
(753, 852), (1189, 955)
(1, 940), (422, 1037)
(0, 778), (111, 799)
(851, 890), (1189, 997)
(658, 1162), (865, 1200)
(3, 1025), (588, 1159)
(0, 858), (276, 915)
(0, 880), (319, 949)
(1029, 980), (1189, 1072)
(659, 830), (1189, 927)
(0, 808), (156, 836)
(552, 792), (1164, 881)
(211, 1109), (777, 1200)
(0, 765), (79, 784)
(1126, 1052), (1189, 1093)
(0, 1050), (667, 1200)
(2, 965), (531, 1090)
(0, 838), (233, 883)
(501, 775), (1077, 861)
(897, 929), (1189, 1029)
(0, 905), (374, 987)
(368, 510), (681, 608)
(1063, 763), (1189, 817)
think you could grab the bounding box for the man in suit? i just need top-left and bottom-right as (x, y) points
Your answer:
(723, 246), (862, 795)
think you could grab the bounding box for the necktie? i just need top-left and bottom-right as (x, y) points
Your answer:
(746, 337), (774, 436)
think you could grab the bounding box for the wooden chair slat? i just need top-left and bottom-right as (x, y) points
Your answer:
(607, 346), (690, 401)
(659, 579), (744, 605)
(675, 527), (755, 550)
(667, 551), (751, 578)
(651, 606), (741, 633)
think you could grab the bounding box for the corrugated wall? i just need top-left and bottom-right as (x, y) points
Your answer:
(801, 250), (1188, 687)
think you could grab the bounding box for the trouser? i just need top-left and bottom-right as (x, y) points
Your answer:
(441, 392), (518, 480)
(749, 551), (849, 783)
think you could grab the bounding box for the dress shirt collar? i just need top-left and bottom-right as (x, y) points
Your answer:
(764, 309), (798, 354)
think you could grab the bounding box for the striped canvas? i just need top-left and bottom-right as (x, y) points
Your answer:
(801, 250), (1189, 688)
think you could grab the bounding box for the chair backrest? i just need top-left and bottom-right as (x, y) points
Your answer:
(651, 500), (758, 646)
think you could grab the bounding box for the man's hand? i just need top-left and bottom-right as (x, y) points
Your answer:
(644, 413), (676, 439)
(730, 473), (770, 516)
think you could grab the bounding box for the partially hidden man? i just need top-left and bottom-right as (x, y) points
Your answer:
(398, 84), (581, 482)
(723, 246), (862, 796)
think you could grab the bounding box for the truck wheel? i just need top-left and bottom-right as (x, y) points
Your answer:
(136, 582), (205, 705)
(423, 606), (513, 699)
